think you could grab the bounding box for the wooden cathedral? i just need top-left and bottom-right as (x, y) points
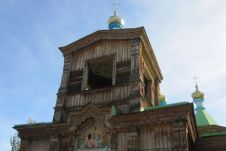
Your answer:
(15, 27), (201, 151)
(14, 3), (226, 150)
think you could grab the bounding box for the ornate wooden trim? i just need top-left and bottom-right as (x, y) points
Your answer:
(110, 103), (198, 142)
(15, 123), (70, 139)
(59, 28), (144, 54)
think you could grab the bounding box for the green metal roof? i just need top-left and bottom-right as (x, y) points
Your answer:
(195, 109), (217, 127)
(144, 102), (189, 111)
(200, 131), (226, 139)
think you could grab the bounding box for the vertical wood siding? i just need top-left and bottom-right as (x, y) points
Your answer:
(117, 132), (127, 151)
(116, 60), (131, 84)
(68, 70), (83, 93)
(71, 40), (131, 71)
(26, 139), (50, 151)
(140, 126), (172, 150)
(65, 85), (131, 107)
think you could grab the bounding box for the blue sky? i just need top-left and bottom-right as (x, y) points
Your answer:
(1, 0), (226, 150)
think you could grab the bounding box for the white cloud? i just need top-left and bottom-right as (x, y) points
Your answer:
(142, 0), (226, 124)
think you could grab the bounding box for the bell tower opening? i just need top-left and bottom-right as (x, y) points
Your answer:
(87, 59), (113, 90)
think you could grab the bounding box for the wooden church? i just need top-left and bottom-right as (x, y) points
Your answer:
(14, 2), (226, 151)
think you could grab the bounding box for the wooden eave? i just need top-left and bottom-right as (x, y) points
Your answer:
(14, 122), (70, 139)
(59, 27), (163, 81)
(111, 102), (198, 142)
(198, 125), (226, 136)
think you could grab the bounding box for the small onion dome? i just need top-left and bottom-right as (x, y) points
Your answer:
(192, 85), (204, 99)
(192, 91), (204, 99)
(107, 11), (125, 29)
(159, 93), (166, 102)
(111, 105), (117, 116)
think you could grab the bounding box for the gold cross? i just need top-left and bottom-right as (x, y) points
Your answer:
(193, 76), (199, 91)
(193, 76), (199, 85)
(114, 0), (118, 12)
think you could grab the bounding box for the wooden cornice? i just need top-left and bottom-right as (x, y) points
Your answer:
(111, 102), (198, 140)
(198, 125), (226, 136)
(14, 123), (70, 139)
(139, 28), (163, 81)
(59, 27), (144, 55)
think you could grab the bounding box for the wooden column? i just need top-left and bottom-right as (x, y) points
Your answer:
(59, 54), (72, 93)
(172, 120), (189, 151)
(81, 62), (88, 90)
(154, 79), (160, 106)
(54, 54), (72, 122)
(56, 54), (71, 111)
(112, 57), (117, 86)
(59, 136), (70, 151)
(49, 136), (59, 151)
(110, 131), (117, 151)
(19, 140), (29, 151)
(117, 131), (128, 151)
(129, 38), (142, 112)
(130, 38), (141, 81)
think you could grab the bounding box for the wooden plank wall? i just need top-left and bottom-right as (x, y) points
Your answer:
(116, 60), (131, 84)
(140, 126), (172, 150)
(68, 70), (83, 93)
(65, 85), (131, 107)
(71, 40), (131, 71)
(115, 126), (173, 151)
(26, 139), (50, 151)
(117, 132), (127, 151)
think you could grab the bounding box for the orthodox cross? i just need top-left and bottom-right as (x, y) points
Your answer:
(193, 76), (199, 91)
(114, 0), (118, 12)
(114, 0), (119, 15)
(193, 76), (199, 85)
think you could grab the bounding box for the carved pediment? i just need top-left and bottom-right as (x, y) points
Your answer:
(67, 103), (111, 149)
(69, 103), (108, 132)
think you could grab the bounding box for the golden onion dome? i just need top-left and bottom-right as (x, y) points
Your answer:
(159, 93), (166, 102)
(192, 85), (204, 99)
(108, 15), (125, 26)
(107, 11), (125, 28)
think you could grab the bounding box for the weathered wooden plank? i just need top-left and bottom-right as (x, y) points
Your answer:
(65, 85), (130, 107)
(68, 70), (83, 93)
(116, 60), (131, 85)
(71, 40), (130, 71)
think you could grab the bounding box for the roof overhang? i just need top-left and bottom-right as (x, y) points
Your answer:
(59, 27), (163, 81)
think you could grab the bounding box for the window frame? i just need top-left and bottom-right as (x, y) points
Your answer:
(81, 55), (116, 91)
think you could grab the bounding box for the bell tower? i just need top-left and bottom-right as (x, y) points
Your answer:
(53, 0), (163, 123)
(53, 27), (163, 123)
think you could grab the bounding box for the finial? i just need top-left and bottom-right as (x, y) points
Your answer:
(107, 0), (125, 29)
(192, 76), (204, 100)
(193, 76), (199, 91)
(191, 78), (217, 126)
(28, 117), (37, 124)
(114, 0), (119, 16)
